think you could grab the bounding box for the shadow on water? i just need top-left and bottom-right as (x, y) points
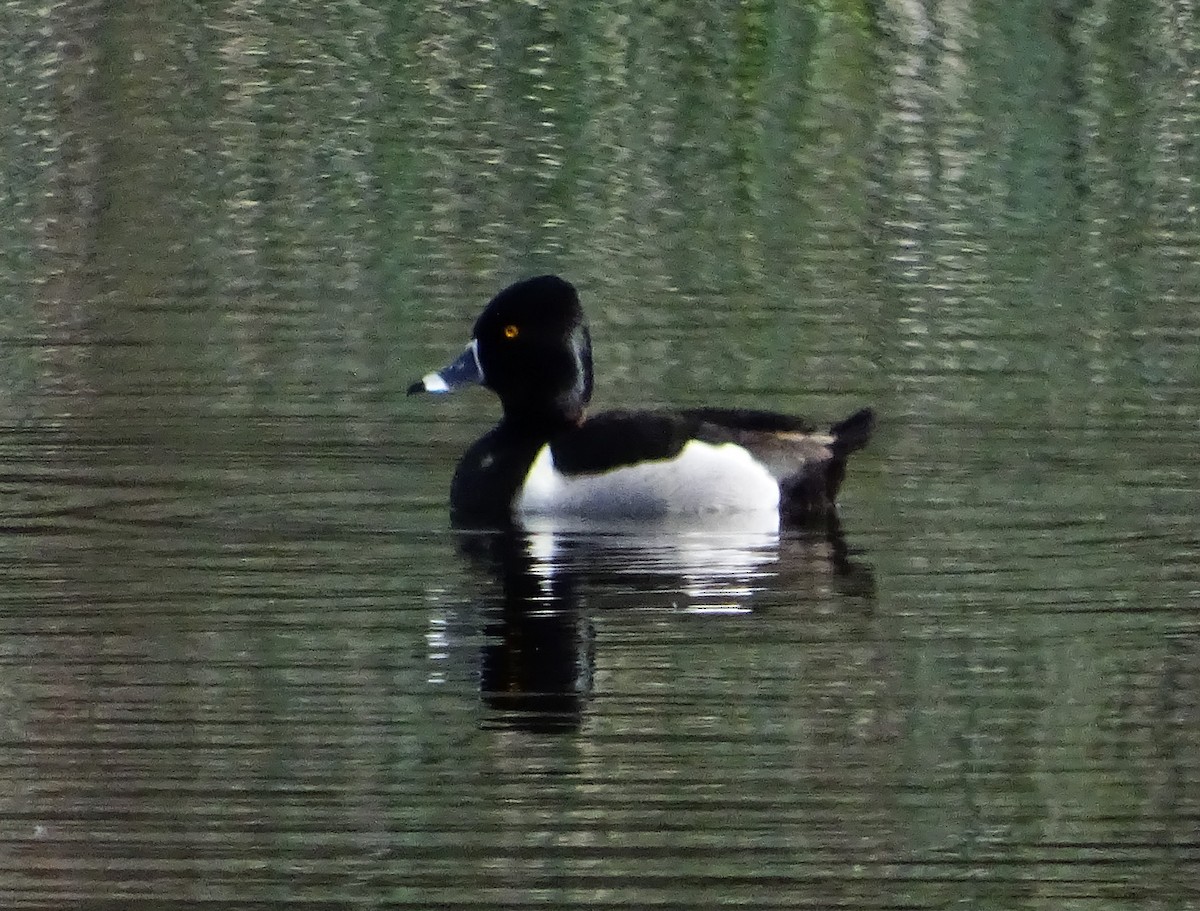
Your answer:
(455, 517), (876, 733)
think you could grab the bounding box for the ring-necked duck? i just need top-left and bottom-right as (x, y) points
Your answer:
(409, 275), (874, 527)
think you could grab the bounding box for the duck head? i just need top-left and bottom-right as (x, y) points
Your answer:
(409, 275), (594, 427)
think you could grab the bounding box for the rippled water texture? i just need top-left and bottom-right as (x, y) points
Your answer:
(2, 2), (1198, 908)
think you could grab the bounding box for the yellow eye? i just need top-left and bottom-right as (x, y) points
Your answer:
(503, 324), (519, 339)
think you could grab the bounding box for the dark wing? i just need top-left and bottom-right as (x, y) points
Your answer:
(686, 406), (874, 458)
(679, 407), (818, 434)
(688, 406), (876, 523)
(549, 406), (875, 522)
(549, 410), (695, 475)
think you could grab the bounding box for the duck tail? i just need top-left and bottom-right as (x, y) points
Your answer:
(814, 408), (874, 509)
(777, 407), (874, 524)
(830, 407), (875, 456)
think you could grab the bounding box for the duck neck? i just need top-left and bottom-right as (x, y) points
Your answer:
(499, 402), (584, 438)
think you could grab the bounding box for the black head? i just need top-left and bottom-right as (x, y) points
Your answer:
(475, 275), (593, 425)
(410, 275), (594, 427)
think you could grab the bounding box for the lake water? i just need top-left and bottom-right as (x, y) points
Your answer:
(2, 2), (1198, 908)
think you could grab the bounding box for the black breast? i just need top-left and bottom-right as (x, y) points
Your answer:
(450, 427), (546, 526)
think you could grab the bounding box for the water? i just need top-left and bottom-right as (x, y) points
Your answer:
(2, 2), (1199, 908)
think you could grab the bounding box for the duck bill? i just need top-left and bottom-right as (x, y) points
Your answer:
(408, 340), (484, 394)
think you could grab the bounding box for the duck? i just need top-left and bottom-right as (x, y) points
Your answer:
(409, 275), (874, 528)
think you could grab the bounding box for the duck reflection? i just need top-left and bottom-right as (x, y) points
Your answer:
(455, 516), (874, 732)
(455, 529), (594, 733)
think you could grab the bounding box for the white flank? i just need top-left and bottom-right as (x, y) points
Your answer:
(514, 440), (780, 521)
(420, 371), (450, 393)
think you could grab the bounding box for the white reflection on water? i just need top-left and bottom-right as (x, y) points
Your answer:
(518, 512), (783, 610)
(419, 515), (873, 730)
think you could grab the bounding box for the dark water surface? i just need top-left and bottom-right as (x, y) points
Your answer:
(3, 2), (1199, 908)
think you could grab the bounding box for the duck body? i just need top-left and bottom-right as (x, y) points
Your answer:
(410, 276), (874, 528)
